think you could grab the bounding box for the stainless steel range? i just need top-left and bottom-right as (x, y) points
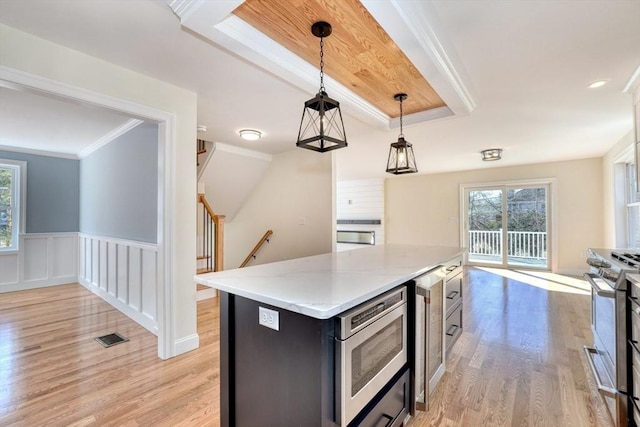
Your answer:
(585, 248), (640, 427)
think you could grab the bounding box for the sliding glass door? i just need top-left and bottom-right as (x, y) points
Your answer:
(464, 183), (550, 270)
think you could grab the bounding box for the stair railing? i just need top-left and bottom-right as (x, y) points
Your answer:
(198, 194), (225, 272)
(240, 230), (273, 268)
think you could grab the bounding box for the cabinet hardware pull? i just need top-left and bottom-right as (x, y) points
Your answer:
(446, 324), (459, 336)
(446, 290), (459, 300)
(381, 413), (394, 427)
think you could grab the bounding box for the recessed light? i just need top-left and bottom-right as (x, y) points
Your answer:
(587, 80), (608, 89)
(239, 129), (262, 141)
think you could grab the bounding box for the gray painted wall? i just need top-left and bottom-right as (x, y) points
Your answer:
(0, 150), (80, 233)
(80, 122), (158, 243)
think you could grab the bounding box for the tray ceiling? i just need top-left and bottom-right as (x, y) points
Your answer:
(232, 0), (446, 118)
(168, 0), (475, 129)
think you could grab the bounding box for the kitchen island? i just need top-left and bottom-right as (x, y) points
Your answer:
(195, 244), (464, 427)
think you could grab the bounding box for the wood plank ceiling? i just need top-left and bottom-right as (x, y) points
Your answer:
(232, 0), (446, 118)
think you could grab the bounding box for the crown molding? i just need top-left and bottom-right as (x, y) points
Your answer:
(0, 144), (78, 160)
(361, 0), (475, 116)
(78, 118), (144, 159)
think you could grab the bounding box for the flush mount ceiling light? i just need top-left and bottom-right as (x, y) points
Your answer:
(386, 93), (417, 175)
(239, 129), (262, 141)
(587, 79), (609, 89)
(197, 125), (207, 133)
(481, 148), (502, 161)
(296, 21), (347, 153)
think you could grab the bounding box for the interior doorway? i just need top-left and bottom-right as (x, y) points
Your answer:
(462, 181), (552, 270)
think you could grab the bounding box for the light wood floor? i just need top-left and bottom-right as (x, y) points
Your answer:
(0, 268), (613, 427)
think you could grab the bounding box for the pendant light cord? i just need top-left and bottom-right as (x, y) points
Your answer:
(399, 97), (404, 138)
(319, 35), (325, 92)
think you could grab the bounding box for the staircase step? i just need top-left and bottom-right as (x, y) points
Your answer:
(196, 267), (214, 275)
(197, 283), (209, 291)
(197, 255), (211, 260)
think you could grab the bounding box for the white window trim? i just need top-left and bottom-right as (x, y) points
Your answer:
(0, 158), (27, 253)
(459, 178), (558, 272)
(612, 145), (637, 248)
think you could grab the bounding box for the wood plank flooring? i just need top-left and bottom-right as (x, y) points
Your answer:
(0, 268), (613, 426)
(411, 268), (612, 427)
(0, 284), (221, 426)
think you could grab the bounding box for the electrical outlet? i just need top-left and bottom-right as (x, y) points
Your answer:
(259, 307), (279, 331)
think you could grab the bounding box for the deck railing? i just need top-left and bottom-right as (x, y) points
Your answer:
(468, 230), (547, 260)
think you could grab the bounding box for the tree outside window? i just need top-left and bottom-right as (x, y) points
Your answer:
(0, 164), (18, 250)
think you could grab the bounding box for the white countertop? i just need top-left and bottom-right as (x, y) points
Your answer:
(195, 244), (464, 319)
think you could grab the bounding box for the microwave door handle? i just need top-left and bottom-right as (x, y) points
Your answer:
(583, 273), (615, 298)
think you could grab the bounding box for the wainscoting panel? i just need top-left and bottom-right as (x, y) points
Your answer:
(23, 237), (48, 281)
(107, 242), (117, 297)
(0, 233), (78, 292)
(52, 235), (76, 278)
(0, 253), (19, 285)
(79, 234), (158, 335)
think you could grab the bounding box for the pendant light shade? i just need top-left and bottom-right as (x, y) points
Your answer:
(297, 22), (347, 153)
(386, 93), (418, 174)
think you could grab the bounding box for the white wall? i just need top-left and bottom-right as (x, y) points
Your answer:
(224, 149), (333, 269)
(201, 143), (272, 222)
(0, 24), (198, 358)
(385, 157), (603, 273)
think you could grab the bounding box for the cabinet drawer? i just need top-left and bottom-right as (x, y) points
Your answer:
(445, 257), (463, 280)
(445, 276), (462, 316)
(445, 302), (462, 355)
(353, 368), (409, 427)
(631, 280), (640, 303)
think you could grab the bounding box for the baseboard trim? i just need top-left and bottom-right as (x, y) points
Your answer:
(175, 333), (200, 355)
(0, 277), (77, 293)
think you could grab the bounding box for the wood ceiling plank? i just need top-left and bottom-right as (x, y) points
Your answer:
(233, 0), (446, 118)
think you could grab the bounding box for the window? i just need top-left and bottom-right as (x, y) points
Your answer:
(0, 160), (25, 251)
(462, 179), (554, 271)
(626, 163), (640, 248)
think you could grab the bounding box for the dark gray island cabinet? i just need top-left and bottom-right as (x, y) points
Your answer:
(196, 244), (465, 427)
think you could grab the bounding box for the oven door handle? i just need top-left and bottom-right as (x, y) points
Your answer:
(583, 346), (618, 397)
(583, 273), (616, 298)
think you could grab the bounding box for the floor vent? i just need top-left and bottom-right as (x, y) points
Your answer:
(94, 332), (129, 348)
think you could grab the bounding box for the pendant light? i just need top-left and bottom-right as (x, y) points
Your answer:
(386, 93), (418, 174)
(296, 21), (347, 152)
